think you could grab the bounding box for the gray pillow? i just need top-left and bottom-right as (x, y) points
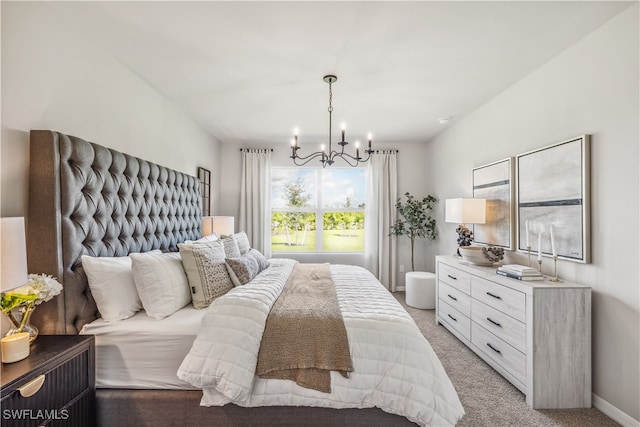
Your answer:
(220, 235), (241, 258)
(225, 253), (260, 286)
(248, 248), (269, 271)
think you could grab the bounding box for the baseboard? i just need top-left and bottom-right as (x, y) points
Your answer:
(592, 393), (639, 427)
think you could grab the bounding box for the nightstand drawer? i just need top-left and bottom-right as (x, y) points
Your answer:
(439, 282), (471, 316)
(1, 335), (95, 427)
(439, 300), (471, 340)
(1, 349), (90, 412)
(471, 276), (526, 322)
(472, 322), (526, 385)
(438, 263), (470, 295)
(472, 298), (526, 353)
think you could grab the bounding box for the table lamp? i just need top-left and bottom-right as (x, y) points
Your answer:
(445, 198), (486, 255)
(1, 217), (31, 363)
(202, 216), (235, 237)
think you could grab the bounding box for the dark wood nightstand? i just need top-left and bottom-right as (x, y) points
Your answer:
(1, 335), (95, 426)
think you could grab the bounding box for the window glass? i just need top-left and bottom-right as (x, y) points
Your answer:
(271, 168), (365, 253)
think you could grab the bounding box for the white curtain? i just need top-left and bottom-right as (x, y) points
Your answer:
(364, 150), (398, 291)
(239, 149), (272, 258)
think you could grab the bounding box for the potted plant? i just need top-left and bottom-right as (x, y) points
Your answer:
(389, 192), (437, 272)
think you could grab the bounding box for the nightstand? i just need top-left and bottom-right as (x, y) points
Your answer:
(1, 335), (95, 426)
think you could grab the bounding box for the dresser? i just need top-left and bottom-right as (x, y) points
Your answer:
(1, 335), (95, 426)
(436, 255), (591, 409)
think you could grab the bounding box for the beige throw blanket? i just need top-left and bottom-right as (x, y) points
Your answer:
(256, 263), (353, 393)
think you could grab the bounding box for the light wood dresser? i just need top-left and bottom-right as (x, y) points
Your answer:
(435, 255), (591, 409)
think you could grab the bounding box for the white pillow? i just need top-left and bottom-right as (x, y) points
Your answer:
(82, 254), (151, 322)
(129, 251), (192, 320)
(178, 239), (234, 309)
(184, 233), (218, 244)
(232, 232), (251, 255)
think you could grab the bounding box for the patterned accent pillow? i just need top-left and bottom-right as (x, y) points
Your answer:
(220, 235), (241, 258)
(232, 232), (251, 255)
(248, 248), (270, 271)
(178, 239), (234, 309)
(225, 253), (260, 286)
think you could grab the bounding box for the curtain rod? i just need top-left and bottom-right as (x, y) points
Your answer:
(239, 148), (274, 152)
(374, 149), (399, 153)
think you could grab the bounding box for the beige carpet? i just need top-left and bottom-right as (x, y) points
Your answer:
(394, 292), (620, 427)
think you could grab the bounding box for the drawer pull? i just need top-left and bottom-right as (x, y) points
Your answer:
(447, 294), (458, 302)
(447, 313), (457, 322)
(486, 343), (501, 354)
(447, 274), (457, 280)
(487, 317), (502, 327)
(18, 375), (45, 398)
(486, 292), (502, 300)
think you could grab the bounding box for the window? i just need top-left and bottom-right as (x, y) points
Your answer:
(271, 168), (365, 253)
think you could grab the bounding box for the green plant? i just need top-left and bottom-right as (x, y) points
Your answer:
(389, 192), (437, 272)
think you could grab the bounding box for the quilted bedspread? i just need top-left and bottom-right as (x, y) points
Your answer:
(177, 259), (465, 426)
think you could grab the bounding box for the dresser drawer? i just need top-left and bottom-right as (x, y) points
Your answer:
(472, 322), (526, 385)
(438, 263), (471, 295)
(471, 276), (526, 322)
(472, 298), (526, 353)
(439, 300), (471, 340)
(439, 282), (471, 316)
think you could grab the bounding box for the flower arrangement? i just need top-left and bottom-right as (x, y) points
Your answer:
(1, 274), (62, 339)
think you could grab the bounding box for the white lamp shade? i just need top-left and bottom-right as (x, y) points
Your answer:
(1, 217), (29, 292)
(202, 216), (235, 237)
(445, 198), (486, 225)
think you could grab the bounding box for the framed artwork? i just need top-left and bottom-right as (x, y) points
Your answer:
(473, 158), (514, 249)
(197, 167), (211, 216)
(516, 135), (590, 263)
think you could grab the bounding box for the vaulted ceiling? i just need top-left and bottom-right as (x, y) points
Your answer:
(44, 1), (631, 147)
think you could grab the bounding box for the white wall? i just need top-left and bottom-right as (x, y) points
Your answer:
(219, 140), (432, 286)
(426, 4), (639, 421)
(1, 2), (221, 218)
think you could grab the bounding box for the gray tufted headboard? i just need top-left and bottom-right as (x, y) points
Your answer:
(27, 130), (201, 334)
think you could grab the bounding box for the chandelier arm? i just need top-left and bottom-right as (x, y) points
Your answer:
(291, 152), (324, 166)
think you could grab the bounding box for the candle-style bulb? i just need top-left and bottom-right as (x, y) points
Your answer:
(294, 127), (299, 136)
(320, 144), (325, 152)
(341, 123), (346, 142)
(367, 133), (372, 150)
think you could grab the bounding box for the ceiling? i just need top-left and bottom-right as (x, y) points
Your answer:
(44, 1), (631, 147)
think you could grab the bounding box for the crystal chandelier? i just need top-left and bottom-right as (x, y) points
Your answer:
(290, 75), (373, 167)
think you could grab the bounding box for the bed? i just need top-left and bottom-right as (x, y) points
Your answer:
(27, 130), (464, 426)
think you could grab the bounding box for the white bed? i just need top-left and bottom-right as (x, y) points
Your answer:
(80, 305), (205, 389)
(178, 259), (465, 427)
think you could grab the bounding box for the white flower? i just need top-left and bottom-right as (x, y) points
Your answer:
(27, 274), (63, 305)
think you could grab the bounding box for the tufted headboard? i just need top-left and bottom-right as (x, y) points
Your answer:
(27, 130), (201, 334)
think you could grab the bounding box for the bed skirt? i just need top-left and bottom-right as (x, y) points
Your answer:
(96, 389), (417, 426)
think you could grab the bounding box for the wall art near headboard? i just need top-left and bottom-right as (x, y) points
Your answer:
(516, 135), (590, 263)
(198, 166), (211, 216)
(472, 158), (514, 250)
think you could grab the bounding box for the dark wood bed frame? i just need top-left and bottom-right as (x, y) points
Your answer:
(26, 130), (415, 427)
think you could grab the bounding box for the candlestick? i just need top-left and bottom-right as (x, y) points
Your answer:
(537, 232), (542, 261)
(368, 133), (372, 150)
(537, 259), (542, 273)
(525, 220), (530, 247)
(551, 255), (562, 282)
(341, 123), (346, 142)
(550, 225), (557, 257)
(527, 245), (531, 267)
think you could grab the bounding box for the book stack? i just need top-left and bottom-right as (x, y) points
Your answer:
(496, 264), (544, 281)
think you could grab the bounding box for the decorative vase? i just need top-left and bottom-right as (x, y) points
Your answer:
(5, 305), (38, 343)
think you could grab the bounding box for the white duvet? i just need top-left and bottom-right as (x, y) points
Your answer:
(178, 259), (464, 426)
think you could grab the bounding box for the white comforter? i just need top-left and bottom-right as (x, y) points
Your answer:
(178, 259), (465, 426)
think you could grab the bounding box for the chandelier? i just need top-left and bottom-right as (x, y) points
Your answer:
(290, 75), (373, 167)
